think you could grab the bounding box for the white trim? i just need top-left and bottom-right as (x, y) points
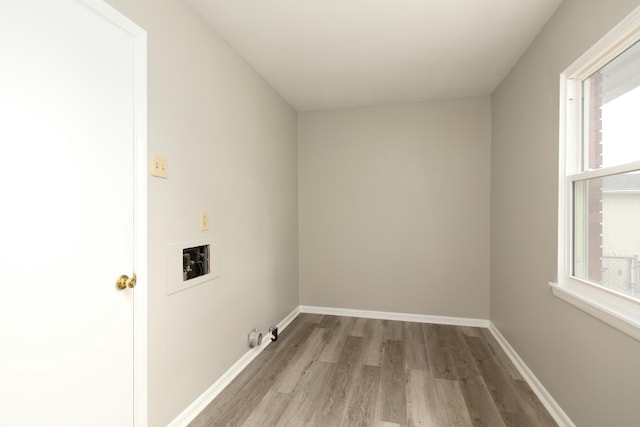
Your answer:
(550, 282), (640, 341)
(299, 305), (490, 328)
(132, 29), (148, 427)
(169, 306), (573, 426)
(295, 307), (573, 425)
(556, 4), (640, 343)
(564, 4), (640, 78)
(488, 323), (575, 427)
(167, 306), (301, 427)
(75, 0), (145, 37)
(567, 160), (640, 181)
(273, 306), (301, 334)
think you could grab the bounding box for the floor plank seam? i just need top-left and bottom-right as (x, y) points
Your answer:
(188, 314), (561, 427)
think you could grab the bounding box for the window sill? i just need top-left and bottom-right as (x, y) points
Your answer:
(549, 281), (640, 341)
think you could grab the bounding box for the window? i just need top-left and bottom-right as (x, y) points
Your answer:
(552, 6), (640, 340)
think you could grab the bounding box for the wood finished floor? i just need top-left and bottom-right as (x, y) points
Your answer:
(189, 314), (557, 427)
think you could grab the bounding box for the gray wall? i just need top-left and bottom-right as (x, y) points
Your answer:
(105, 1), (299, 425)
(299, 99), (491, 319)
(490, 0), (640, 426)
(92, 0), (640, 425)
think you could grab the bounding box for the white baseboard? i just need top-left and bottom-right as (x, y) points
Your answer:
(304, 305), (573, 426)
(168, 305), (572, 427)
(299, 305), (490, 328)
(488, 323), (575, 427)
(167, 306), (301, 427)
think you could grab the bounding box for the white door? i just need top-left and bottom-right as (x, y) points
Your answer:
(0, 1), (145, 426)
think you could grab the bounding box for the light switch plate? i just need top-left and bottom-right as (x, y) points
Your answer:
(151, 154), (168, 178)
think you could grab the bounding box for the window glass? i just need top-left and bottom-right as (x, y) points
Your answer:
(582, 40), (640, 170)
(572, 39), (640, 301)
(555, 6), (640, 341)
(573, 171), (640, 299)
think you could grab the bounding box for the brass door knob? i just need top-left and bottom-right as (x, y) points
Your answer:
(116, 273), (137, 290)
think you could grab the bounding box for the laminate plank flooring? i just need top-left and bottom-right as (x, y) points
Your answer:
(189, 314), (557, 427)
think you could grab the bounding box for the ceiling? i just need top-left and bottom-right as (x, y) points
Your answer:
(186, 0), (564, 111)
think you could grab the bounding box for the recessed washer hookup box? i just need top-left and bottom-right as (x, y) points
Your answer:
(167, 239), (220, 295)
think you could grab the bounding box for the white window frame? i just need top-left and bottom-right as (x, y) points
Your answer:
(551, 5), (640, 341)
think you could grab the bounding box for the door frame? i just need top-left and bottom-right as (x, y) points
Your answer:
(77, 1), (148, 425)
